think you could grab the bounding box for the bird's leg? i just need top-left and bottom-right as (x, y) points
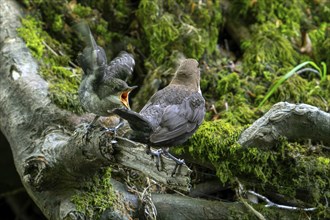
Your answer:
(101, 119), (125, 144)
(146, 146), (163, 171)
(83, 115), (100, 141)
(103, 118), (125, 136)
(162, 148), (185, 177)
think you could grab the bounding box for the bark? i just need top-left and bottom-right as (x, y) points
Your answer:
(0, 0), (327, 219)
(239, 102), (330, 148)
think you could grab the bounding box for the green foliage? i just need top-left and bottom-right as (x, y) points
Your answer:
(199, 57), (261, 125)
(228, 0), (330, 113)
(307, 1), (330, 24)
(71, 168), (116, 219)
(72, 4), (93, 17)
(51, 14), (64, 32)
(259, 61), (328, 107)
(308, 23), (330, 68)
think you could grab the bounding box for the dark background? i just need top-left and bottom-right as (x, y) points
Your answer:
(0, 131), (46, 219)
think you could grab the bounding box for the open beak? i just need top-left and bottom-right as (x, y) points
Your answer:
(119, 86), (137, 109)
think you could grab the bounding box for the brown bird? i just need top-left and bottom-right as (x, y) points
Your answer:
(113, 59), (205, 175)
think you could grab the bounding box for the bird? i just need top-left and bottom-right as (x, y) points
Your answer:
(75, 22), (137, 132)
(113, 59), (205, 176)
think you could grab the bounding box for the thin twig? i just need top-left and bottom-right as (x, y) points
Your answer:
(247, 190), (317, 212)
(236, 180), (266, 220)
(42, 41), (79, 68)
(240, 197), (266, 220)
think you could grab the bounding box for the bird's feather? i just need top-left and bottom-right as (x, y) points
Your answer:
(105, 51), (135, 81)
(150, 92), (205, 144)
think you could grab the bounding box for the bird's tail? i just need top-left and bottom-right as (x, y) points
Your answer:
(112, 108), (153, 132)
(74, 21), (98, 51)
(74, 21), (107, 74)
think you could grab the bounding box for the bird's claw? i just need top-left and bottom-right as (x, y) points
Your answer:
(162, 150), (185, 176)
(171, 159), (185, 177)
(102, 121), (124, 136)
(146, 147), (185, 176)
(147, 148), (163, 171)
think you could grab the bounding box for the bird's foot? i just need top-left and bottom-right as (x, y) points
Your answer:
(146, 148), (163, 171)
(102, 121), (124, 135)
(162, 150), (185, 177)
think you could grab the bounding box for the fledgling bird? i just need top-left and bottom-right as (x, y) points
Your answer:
(75, 22), (136, 130)
(113, 59), (205, 176)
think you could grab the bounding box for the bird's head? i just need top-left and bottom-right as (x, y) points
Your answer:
(170, 59), (200, 91)
(108, 79), (137, 109)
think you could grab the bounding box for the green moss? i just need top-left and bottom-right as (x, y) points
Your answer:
(272, 74), (308, 103)
(199, 58), (261, 124)
(231, 0), (306, 38)
(136, 0), (222, 65)
(182, 122), (330, 206)
(308, 22), (330, 68)
(104, 0), (133, 29)
(317, 156), (330, 166)
(242, 22), (299, 74)
(51, 14), (64, 32)
(71, 168), (116, 219)
(40, 66), (83, 114)
(72, 4), (93, 17)
(18, 16), (83, 113)
(17, 16), (45, 59)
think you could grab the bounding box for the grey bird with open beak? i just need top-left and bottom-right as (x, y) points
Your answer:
(113, 59), (205, 176)
(75, 22), (137, 129)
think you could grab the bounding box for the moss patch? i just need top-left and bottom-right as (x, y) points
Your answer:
(71, 168), (116, 219)
(18, 16), (83, 114)
(179, 120), (330, 212)
(17, 16), (45, 59)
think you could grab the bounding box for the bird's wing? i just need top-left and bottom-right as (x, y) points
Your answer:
(140, 86), (179, 113)
(104, 51), (135, 81)
(112, 108), (153, 133)
(150, 92), (205, 144)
